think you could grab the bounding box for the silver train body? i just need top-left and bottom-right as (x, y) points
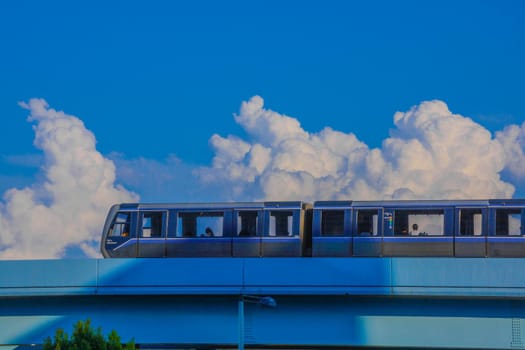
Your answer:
(101, 199), (525, 258)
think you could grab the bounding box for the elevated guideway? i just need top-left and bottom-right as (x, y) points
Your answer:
(1, 258), (525, 349)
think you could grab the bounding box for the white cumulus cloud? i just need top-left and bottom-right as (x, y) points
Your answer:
(0, 99), (138, 259)
(496, 121), (525, 181)
(199, 96), (516, 201)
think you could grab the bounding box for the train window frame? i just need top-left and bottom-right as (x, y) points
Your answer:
(320, 210), (345, 236)
(267, 210), (295, 237)
(393, 209), (445, 236)
(237, 210), (259, 237)
(109, 212), (131, 237)
(355, 209), (380, 237)
(140, 211), (166, 238)
(176, 211), (225, 238)
(494, 208), (523, 236)
(458, 208), (484, 236)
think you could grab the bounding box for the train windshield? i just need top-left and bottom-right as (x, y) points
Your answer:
(109, 212), (131, 237)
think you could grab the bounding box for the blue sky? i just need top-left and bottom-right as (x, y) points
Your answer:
(1, 1), (525, 258)
(2, 1), (523, 162)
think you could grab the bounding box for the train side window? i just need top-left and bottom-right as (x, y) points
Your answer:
(177, 212), (224, 237)
(269, 211), (293, 237)
(109, 212), (131, 237)
(495, 209), (522, 236)
(321, 210), (344, 236)
(238, 211), (258, 236)
(356, 210), (378, 236)
(394, 209), (444, 236)
(141, 212), (163, 238)
(459, 209), (483, 236)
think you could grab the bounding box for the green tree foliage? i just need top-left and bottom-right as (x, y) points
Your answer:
(43, 319), (136, 350)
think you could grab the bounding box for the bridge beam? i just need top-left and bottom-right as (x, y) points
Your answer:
(1, 258), (525, 349)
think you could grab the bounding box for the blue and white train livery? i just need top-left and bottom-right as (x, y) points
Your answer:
(101, 199), (525, 258)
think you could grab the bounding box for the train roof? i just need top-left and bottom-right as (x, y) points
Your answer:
(118, 201), (309, 210)
(314, 199), (525, 208)
(350, 199), (491, 208)
(115, 199), (525, 211)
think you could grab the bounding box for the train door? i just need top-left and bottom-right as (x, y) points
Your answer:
(312, 207), (351, 257)
(382, 207), (454, 256)
(487, 206), (525, 257)
(352, 207), (383, 256)
(167, 210), (233, 257)
(232, 209), (263, 257)
(261, 208), (302, 257)
(138, 211), (167, 257)
(103, 211), (138, 258)
(454, 207), (487, 257)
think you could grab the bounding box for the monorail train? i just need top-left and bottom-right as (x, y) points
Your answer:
(100, 199), (525, 258)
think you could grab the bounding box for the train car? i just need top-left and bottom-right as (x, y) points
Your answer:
(101, 199), (525, 258)
(311, 199), (525, 257)
(100, 201), (312, 258)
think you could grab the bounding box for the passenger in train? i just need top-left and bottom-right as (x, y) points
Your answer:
(410, 224), (419, 236)
(205, 227), (214, 237)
